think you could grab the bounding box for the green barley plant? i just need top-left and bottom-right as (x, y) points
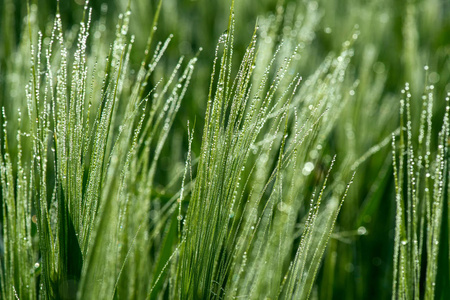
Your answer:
(0, 0), (197, 298)
(392, 81), (450, 299)
(173, 2), (357, 299)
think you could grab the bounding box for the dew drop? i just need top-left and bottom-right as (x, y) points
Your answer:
(357, 226), (367, 235)
(302, 162), (315, 176)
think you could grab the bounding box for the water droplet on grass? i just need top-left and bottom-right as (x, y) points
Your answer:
(302, 162), (314, 176)
(357, 226), (367, 235)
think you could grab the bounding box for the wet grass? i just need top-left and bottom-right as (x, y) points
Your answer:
(0, 0), (449, 299)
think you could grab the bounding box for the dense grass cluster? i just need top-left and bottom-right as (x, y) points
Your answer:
(0, 0), (449, 299)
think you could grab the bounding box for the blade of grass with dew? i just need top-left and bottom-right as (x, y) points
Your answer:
(171, 2), (357, 299)
(392, 76), (450, 299)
